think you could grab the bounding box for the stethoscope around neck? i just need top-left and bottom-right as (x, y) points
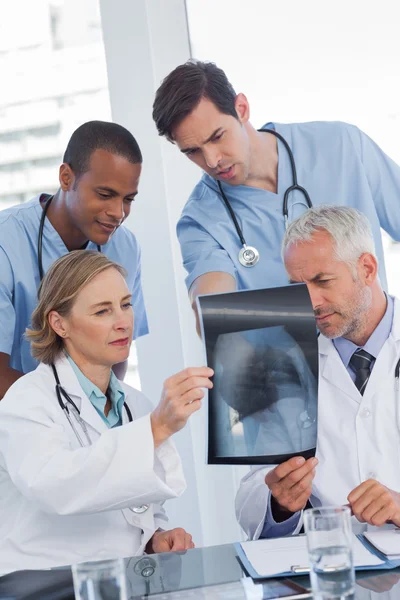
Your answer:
(217, 128), (313, 268)
(51, 363), (150, 514)
(37, 195), (101, 280)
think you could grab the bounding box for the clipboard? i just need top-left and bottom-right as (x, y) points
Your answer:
(234, 534), (400, 580)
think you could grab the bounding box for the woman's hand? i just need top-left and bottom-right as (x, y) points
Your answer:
(150, 367), (213, 447)
(145, 528), (195, 553)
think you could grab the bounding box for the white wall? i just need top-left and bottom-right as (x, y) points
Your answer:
(99, 0), (245, 547)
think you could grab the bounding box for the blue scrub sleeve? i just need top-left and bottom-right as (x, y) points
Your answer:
(0, 246), (16, 356)
(349, 126), (400, 241)
(130, 244), (149, 339)
(177, 216), (238, 291)
(260, 494), (301, 538)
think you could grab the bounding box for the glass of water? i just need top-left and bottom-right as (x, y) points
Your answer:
(304, 506), (355, 600)
(72, 557), (127, 600)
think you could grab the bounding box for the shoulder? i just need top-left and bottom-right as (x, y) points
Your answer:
(0, 196), (41, 228)
(0, 363), (57, 416)
(275, 120), (361, 144)
(180, 174), (219, 220)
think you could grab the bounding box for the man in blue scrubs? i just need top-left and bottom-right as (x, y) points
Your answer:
(0, 120), (148, 398)
(152, 60), (400, 329)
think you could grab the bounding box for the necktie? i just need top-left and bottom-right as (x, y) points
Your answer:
(349, 349), (374, 395)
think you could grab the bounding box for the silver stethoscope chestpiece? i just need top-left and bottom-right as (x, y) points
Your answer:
(239, 244), (260, 268)
(130, 504), (150, 514)
(134, 557), (156, 577)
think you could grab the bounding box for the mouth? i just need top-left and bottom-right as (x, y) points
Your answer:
(96, 221), (118, 235)
(216, 165), (235, 180)
(315, 313), (335, 323)
(109, 337), (130, 347)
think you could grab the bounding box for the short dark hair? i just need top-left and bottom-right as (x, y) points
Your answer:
(152, 60), (238, 141)
(63, 120), (142, 179)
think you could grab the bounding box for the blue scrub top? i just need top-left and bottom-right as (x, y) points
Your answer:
(177, 121), (400, 293)
(0, 195), (148, 374)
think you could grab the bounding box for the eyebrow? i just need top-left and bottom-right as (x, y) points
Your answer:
(90, 294), (132, 310)
(289, 272), (333, 284)
(180, 127), (223, 155)
(96, 186), (138, 198)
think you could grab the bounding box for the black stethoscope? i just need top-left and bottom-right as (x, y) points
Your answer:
(37, 195), (101, 280)
(51, 363), (133, 445)
(217, 128), (312, 268)
(51, 363), (149, 514)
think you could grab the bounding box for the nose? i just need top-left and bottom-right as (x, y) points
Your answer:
(307, 285), (324, 312)
(113, 306), (134, 333)
(106, 200), (126, 223)
(203, 146), (221, 170)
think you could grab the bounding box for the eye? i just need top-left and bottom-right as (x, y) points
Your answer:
(213, 132), (224, 141)
(94, 308), (109, 316)
(122, 302), (133, 310)
(98, 192), (112, 199)
(186, 148), (198, 157)
(124, 198), (135, 204)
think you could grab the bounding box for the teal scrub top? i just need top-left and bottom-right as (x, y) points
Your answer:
(0, 194), (148, 374)
(177, 121), (400, 292)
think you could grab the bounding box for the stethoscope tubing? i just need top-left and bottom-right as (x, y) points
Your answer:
(51, 363), (133, 447)
(216, 128), (312, 265)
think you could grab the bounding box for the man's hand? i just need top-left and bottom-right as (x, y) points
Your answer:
(265, 456), (318, 517)
(357, 573), (400, 593)
(347, 479), (400, 527)
(146, 528), (195, 554)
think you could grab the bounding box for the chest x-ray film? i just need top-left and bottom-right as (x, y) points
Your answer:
(197, 284), (318, 465)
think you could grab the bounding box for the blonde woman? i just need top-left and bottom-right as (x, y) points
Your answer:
(0, 251), (213, 574)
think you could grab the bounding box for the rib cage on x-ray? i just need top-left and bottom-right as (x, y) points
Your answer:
(197, 284), (319, 465)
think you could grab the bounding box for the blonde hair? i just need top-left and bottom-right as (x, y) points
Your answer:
(26, 250), (127, 364)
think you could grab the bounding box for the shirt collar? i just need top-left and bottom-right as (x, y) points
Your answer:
(66, 355), (125, 426)
(333, 294), (394, 367)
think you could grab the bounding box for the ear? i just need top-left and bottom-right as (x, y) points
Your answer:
(358, 253), (378, 285)
(234, 93), (250, 124)
(48, 311), (69, 339)
(59, 163), (76, 192)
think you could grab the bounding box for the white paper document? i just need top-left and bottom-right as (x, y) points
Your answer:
(364, 530), (400, 559)
(240, 534), (385, 578)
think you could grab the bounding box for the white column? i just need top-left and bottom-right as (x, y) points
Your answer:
(99, 0), (245, 546)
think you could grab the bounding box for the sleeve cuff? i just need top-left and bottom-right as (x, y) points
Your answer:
(260, 495), (301, 538)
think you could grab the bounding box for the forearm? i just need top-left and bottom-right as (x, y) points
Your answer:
(0, 365), (23, 400)
(189, 272), (236, 336)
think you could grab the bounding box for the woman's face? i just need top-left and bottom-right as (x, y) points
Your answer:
(56, 267), (134, 368)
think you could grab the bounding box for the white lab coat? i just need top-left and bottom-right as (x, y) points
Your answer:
(0, 356), (186, 574)
(236, 298), (400, 540)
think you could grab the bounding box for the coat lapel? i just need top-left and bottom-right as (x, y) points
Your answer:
(53, 355), (109, 435)
(318, 335), (361, 404)
(318, 298), (400, 405)
(363, 298), (400, 402)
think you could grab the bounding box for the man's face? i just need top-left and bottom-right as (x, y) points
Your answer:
(284, 230), (372, 340)
(63, 149), (142, 245)
(172, 96), (252, 186)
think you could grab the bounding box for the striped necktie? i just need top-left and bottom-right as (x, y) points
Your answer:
(349, 349), (374, 395)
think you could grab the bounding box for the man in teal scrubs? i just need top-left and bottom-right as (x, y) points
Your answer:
(153, 60), (400, 329)
(0, 120), (148, 398)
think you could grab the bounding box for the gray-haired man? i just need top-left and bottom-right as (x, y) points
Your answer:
(236, 206), (400, 540)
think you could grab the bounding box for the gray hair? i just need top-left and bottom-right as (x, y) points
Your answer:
(282, 205), (377, 273)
